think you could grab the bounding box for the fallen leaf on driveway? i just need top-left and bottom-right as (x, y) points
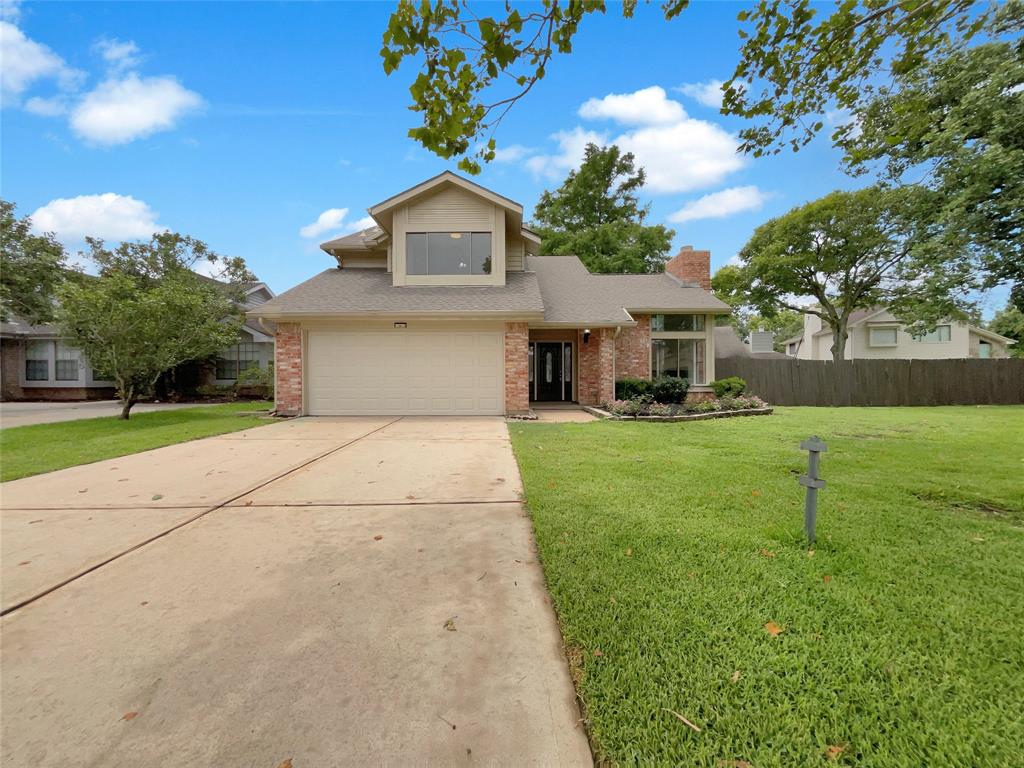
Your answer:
(29, 519), (43, 524)
(764, 621), (784, 637)
(406, 494), (417, 500)
(825, 744), (846, 760)
(443, 617), (457, 632)
(121, 711), (138, 722)
(373, 535), (383, 541)
(730, 670), (741, 683)
(663, 709), (701, 732)
(277, 760), (293, 768)
(151, 494), (163, 501)
(78, 489), (88, 494)
(18, 561), (30, 566)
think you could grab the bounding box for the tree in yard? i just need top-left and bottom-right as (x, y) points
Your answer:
(380, 0), (993, 172)
(988, 302), (1024, 358)
(0, 199), (69, 324)
(531, 144), (673, 274)
(55, 233), (254, 419)
(712, 186), (975, 362)
(836, 1), (1024, 310)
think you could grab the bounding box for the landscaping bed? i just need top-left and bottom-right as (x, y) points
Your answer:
(604, 375), (771, 421)
(509, 406), (1024, 766)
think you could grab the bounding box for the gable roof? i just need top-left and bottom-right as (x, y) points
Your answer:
(320, 226), (389, 252)
(369, 171), (522, 220)
(527, 255), (730, 327)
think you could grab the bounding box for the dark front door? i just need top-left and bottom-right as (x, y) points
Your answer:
(536, 342), (564, 401)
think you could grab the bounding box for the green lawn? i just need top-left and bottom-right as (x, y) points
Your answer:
(509, 407), (1024, 767)
(0, 402), (273, 482)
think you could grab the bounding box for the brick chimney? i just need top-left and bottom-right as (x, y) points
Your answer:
(665, 246), (711, 291)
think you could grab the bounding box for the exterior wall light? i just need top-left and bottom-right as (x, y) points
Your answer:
(583, 329), (591, 344)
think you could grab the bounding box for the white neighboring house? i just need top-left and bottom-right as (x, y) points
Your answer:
(782, 307), (1015, 360)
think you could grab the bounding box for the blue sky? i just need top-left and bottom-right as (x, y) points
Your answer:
(1, 1), (1006, 315)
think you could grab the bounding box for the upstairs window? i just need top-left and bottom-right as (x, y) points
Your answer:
(407, 232), (491, 276)
(651, 314), (705, 332)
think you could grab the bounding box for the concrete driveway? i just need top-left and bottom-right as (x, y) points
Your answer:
(0, 400), (221, 428)
(0, 417), (591, 767)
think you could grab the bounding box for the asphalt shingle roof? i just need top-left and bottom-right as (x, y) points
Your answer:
(251, 268), (545, 317)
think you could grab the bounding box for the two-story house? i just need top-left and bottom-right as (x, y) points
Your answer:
(782, 307), (1015, 361)
(251, 172), (731, 416)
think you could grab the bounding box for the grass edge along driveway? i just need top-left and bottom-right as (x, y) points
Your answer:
(0, 402), (273, 482)
(509, 406), (1024, 767)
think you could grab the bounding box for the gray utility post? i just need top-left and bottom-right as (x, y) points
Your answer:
(799, 436), (827, 546)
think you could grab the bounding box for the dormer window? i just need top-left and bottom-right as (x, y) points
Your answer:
(407, 232), (492, 276)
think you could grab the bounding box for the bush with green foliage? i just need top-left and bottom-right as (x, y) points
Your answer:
(711, 377), (747, 398)
(614, 377), (653, 400)
(236, 364), (274, 399)
(651, 376), (689, 404)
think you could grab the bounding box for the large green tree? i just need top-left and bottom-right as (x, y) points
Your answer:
(56, 233), (253, 419)
(0, 200), (69, 324)
(713, 186), (973, 362)
(380, 0), (993, 171)
(837, 2), (1023, 308)
(532, 144), (673, 274)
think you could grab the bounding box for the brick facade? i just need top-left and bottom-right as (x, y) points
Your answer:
(504, 321), (530, 414)
(274, 322), (303, 415)
(665, 246), (711, 291)
(578, 327), (615, 406)
(614, 314), (650, 380)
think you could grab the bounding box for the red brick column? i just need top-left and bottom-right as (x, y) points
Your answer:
(614, 315), (650, 380)
(275, 322), (303, 415)
(504, 322), (530, 414)
(578, 328), (615, 406)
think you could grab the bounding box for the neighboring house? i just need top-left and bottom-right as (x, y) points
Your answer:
(250, 171), (731, 416)
(782, 307), (1016, 360)
(714, 325), (791, 361)
(0, 278), (276, 401)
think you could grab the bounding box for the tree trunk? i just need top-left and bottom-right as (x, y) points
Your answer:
(831, 320), (849, 362)
(120, 398), (136, 420)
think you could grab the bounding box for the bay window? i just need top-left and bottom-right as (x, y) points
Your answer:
(407, 232), (492, 276)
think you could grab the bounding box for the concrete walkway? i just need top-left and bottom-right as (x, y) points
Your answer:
(0, 400), (221, 428)
(0, 417), (591, 767)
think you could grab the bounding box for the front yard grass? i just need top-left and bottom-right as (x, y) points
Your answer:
(509, 406), (1024, 766)
(0, 402), (273, 482)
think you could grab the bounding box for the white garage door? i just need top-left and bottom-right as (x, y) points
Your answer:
(306, 330), (504, 415)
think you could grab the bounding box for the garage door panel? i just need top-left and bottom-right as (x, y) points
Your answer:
(307, 330), (504, 416)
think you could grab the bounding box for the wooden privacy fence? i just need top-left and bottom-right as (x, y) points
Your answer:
(715, 357), (1024, 406)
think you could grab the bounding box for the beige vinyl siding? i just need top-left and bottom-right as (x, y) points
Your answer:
(506, 237), (524, 271)
(407, 186), (493, 230)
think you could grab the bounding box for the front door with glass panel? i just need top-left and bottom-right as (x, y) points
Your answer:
(533, 341), (572, 401)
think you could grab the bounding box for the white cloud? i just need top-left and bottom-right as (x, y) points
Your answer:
(526, 91), (745, 194)
(30, 193), (162, 244)
(299, 210), (375, 240)
(0, 20), (82, 105)
(668, 186), (768, 224)
(70, 73), (203, 144)
(492, 143), (534, 163)
(578, 85), (685, 126)
(94, 37), (142, 72)
(24, 95), (67, 116)
(676, 80), (726, 109)
(1, 0), (22, 22)
(300, 208), (349, 238)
